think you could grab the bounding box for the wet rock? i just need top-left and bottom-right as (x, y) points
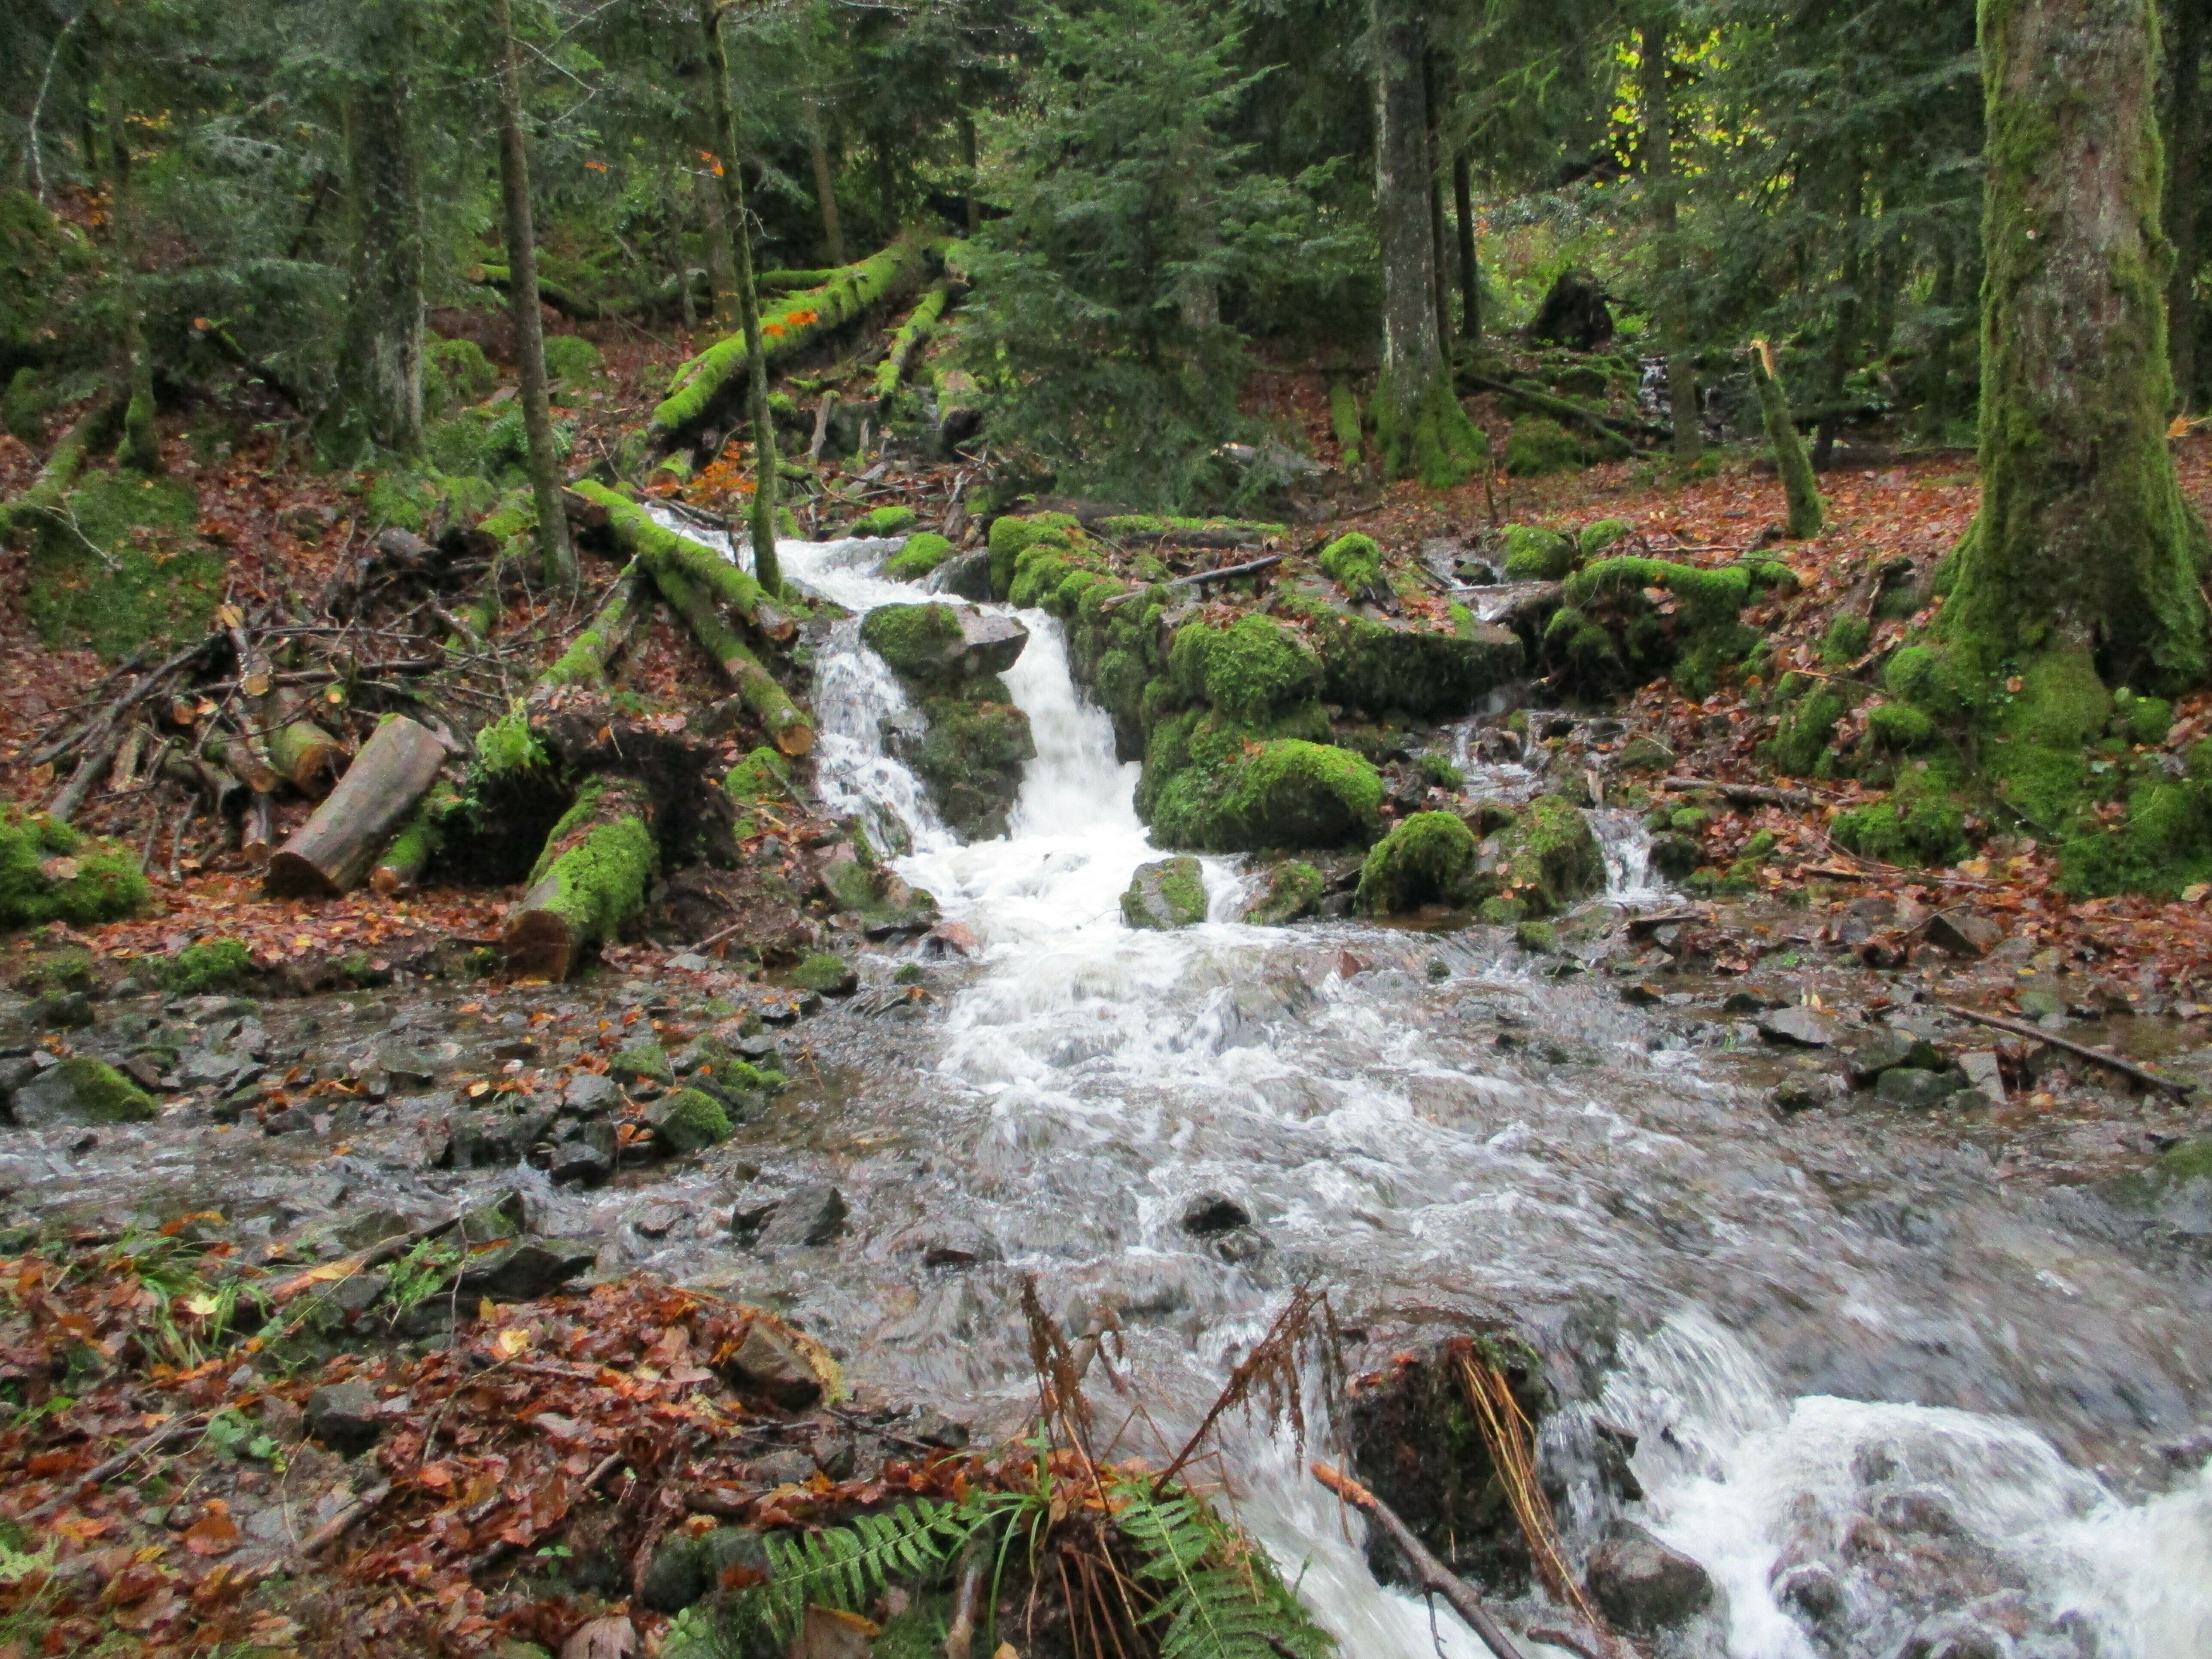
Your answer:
(751, 1446), (818, 1486)
(1616, 735), (1674, 771)
(328, 1269), (391, 1317)
(930, 546), (994, 602)
(546, 1124), (617, 1185)
(642, 1525), (771, 1614)
(790, 952), (860, 997)
(626, 1199), (691, 1239)
(12, 1056), (158, 1125)
(306, 1380), (383, 1453)
(180, 1048), (261, 1092)
(1899, 1616), (2009, 1659)
(1620, 981), (1667, 1007)
(609, 1037), (673, 1090)
(664, 952), (712, 974)
(376, 1043), (439, 1088)
(1121, 856), (1208, 930)
(721, 1320), (826, 1409)
(1774, 1561), (1844, 1623)
(1874, 1484), (1965, 1537)
(1583, 1519), (1716, 1633)
(31, 992), (95, 1029)
(455, 1189), (529, 1245)
(905, 1405), (970, 1448)
(1759, 1006), (1840, 1048)
(1874, 1067), (1966, 1109)
(1957, 1049), (2005, 1103)
(1771, 1076), (1836, 1115)
(1647, 832), (1703, 879)
(455, 1239), (596, 1300)
(1241, 860), (1323, 927)
(861, 602), (1029, 687)
(921, 921), (979, 958)
(745, 1184), (848, 1251)
(1846, 1029), (1943, 1083)
(562, 1071), (622, 1116)
(1926, 910), (2003, 958)
(1180, 1193), (1252, 1236)
(647, 1088), (732, 1156)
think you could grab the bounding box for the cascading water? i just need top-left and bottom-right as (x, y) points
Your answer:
(653, 510), (2212, 1659)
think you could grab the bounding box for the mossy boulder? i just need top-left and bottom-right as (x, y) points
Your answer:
(1287, 597), (1523, 719)
(1319, 532), (1383, 597)
(1503, 416), (1588, 476)
(791, 952), (859, 995)
(1121, 856), (1209, 929)
(0, 809), (149, 928)
(647, 1087), (732, 1155)
(1542, 556), (1758, 700)
(1580, 517), (1635, 559)
(1831, 758), (1971, 867)
(1241, 860), (1325, 925)
(1357, 811), (1481, 915)
(854, 504), (918, 537)
(899, 694), (1036, 840)
(1487, 794), (1605, 916)
(12, 1056), (158, 1126)
(611, 1037), (675, 1089)
(1501, 525), (1577, 581)
(1170, 614), (1323, 721)
(987, 511), (1081, 598)
(884, 531), (955, 581)
(143, 938), (255, 994)
(862, 602), (1028, 689)
(26, 470), (222, 659)
(1144, 723), (1384, 853)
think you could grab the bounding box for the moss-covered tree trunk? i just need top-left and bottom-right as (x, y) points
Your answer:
(1368, 0), (1483, 486)
(808, 107), (846, 265)
(2167, 0), (2211, 411)
(1943, 0), (2209, 695)
(1640, 18), (1698, 465)
(1752, 339), (1824, 538)
(701, 0), (783, 597)
(334, 0), (426, 457)
(491, 0), (577, 589)
(95, 14), (160, 477)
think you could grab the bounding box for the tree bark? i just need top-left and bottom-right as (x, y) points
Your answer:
(808, 108), (846, 264)
(334, 0), (426, 457)
(372, 778), (461, 895)
(492, 0), (577, 590)
(1942, 0), (2209, 695)
(1640, 20), (1698, 464)
(960, 113), (981, 238)
(650, 556), (814, 756)
(1370, 0), (1482, 485)
(2168, 0), (2211, 411)
(503, 776), (656, 981)
(1751, 339), (1824, 538)
(1453, 150), (1481, 344)
(701, 0), (783, 596)
(260, 688), (345, 793)
(697, 167), (738, 326)
(94, 17), (160, 477)
(264, 714), (445, 897)
(1423, 52), (1451, 347)
(566, 481), (795, 640)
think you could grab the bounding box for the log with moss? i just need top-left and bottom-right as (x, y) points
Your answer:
(502, 776), (656, 980)
(537, 556), (647, 691)
(873, 281), (953, 407)
(371, 778), (462, 896)
(645, 235), (936, 455)
(566, 482), (796, 641)
(1750, 338), (1824, 538)
(264, 714), (448, 899)
(0, 393), (122, 541)
(649, 556), (814, 756)
(260, 687), (346, 793)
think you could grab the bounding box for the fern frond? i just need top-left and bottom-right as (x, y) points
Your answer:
(718, 1493), (1002, 1647)
(1117, 1480), (1337, 1659)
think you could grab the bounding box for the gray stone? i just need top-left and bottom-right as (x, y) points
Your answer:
(751, 1184), (848, 1251)
(454, 1239), (596, 1300)
(1774, 1562), (1843, 1623)
(376, 1044), (439, 1087)
(1875, 1067), (1965, 1109)
(1874, 1484), (1966, 1537)
(750, 1447), (818, 1487)
(1584, 1520), (1716, 1633)
(928, 546), (994, 602)
(455, 1188), (529, 1245)
(1846, 1029), (1944, 1083)
(1180, 1193), (1252, 1236)
(1616, 735), (1675, 772)
(1759, 1006), (1841, 1048)
(306, 1380), (383, 1453)
(665, 953), (713, 974)
(561, 1071), (622, 1117)
(1957, 1049), (2005, 1103)
(1771, 1076), (1833, 1115)
(32, 992), (95, 1030)
(327, 1269), (390, 1317)
(721, 1321), (825, 1409)
(545, 1124), (616, 1185)
(1926, 910), (2003, 958)
(1121, 857), (1208, 931)
(697, 1525), (770, 1588)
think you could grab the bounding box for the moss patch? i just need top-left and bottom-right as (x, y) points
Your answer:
(649, 1087), (732, 1155)
(1319, 532), (1382, 596)
(1503, 416), (1586, 476)
(1243, 860), (1324, 925)
(24, 1056), (158, 1124)
(25, 470), (221, 659)
(1489, 794), (1604, 916)
(143, 938), (255, 994)
(791, 952), (859, 995)
(0, 810), (149, 928)
(854, 504), (917, 537)
(1121, 856), (1209, 929)
(1501, 524), (1576, 581)
(1357, 811), (1480, 915)
(884, 531), (955, 581)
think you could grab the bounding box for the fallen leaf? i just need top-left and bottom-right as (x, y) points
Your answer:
(181, 1509), (240, 1556)
(560, 1613), (635, 1659)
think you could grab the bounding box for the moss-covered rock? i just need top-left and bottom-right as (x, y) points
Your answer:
(1543, 556), (1758, 700)
(1121, 856), (1208, 929)
(1822, 613), (1872, 666)
(611, 1036), (675, 1088)
(1241, 860), (1324, 925)
(1488, 794), (1605, 916)
(987, 511), (1081, 598)
(1319, 532), (1383, 597)
(1580, 517), (1634, 559)
(1832, 758), (1972, 867)
(791, 951), (859, 995)
(1357, 811), (1480, 915)
(543, 334), (601, 393)
(1866, 701), (1936, 752)
(0, 809), (149, 928)
(1286, 597), (1523, 719)
(862, 602), (1028, 689)
(1766, 677), (1853, 776)
(143, 938), (255, 994)
(648, 1087), (732, 1155)
(1171, 614), (1324, 721)
(854, 504), (917, 537)
(725, 746), (796, 839)
(1145, 721), (1384, 852)
(884, 531), (955, 581)
(1503, 416), (1587, 476)
(1501, 525), (1577, 581)
(900, 694), (1036, 840)
(12, 1056), (158, 1126)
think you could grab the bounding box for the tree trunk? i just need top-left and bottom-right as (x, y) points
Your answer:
(373, 778), (461, 895)
(264, 714), (447, 899)
(503, 776), (657, 981)
(1422, 52), (1451, 347)
(1640, 20), (1698, 463)
(1813, 169), (1866, 468)
(536, 550), (650, 690)
(334, 0), (426, 457)
(566, 481), (795, 640)
(1370, 0), (1482, 486)
(260, 688), (345, 793)
(94, 22), (160, 476)
(1752, 339), (1824, 538)
(701, 0), (783, 596)
(1942, 0), (2209, 701)
(492, 0), (577, 590)
(808, 109), (846, 264)
(1453, 150), (1481, 345)
(960, 113), (981, 238)
(650, 556), (813, 756)
(2168, 0), (2210, 411)
(698, 167), (737, 326)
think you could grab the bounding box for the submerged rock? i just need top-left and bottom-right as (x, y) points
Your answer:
(1121, 857), (1208, 930)
(1241, 860), (1324, 925)
(1584, 1519), (1717, 1632)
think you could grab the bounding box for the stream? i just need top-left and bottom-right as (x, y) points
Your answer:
(11, 526), (2212, 1657)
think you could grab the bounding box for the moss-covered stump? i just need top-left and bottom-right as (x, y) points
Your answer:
(23, 469), (222, 659)
(647, 1087), (734, 1155)
(12, 1056), (159, 1126)
(1357, 811), (1481, 915)
(503, 778), (657, 981)
(1344, 1334), (1556, 1598)
(1482, 794), (1606, 916)
(1242, 860), (1325, 925)
(1121, 856), (1208, 929)
(860, 602), (1027, 690)
(0, 809), (149, 927)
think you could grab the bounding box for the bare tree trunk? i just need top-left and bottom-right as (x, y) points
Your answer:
(698, 166), (737, 326)
(701, 0), (782, 596)
(1423, 52), (1451, 347)
(2168, 0), (2211, 411)
(1453, 150), (1481, 345)
(491, 0), (576, 589)
(333, 0), (425, 457)
(808, 108), (846, 264)
(1640, 20), (1698, 463)
(94, 17), (159, 474)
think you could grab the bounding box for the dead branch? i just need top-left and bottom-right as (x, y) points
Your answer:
(1312, 1462), (1530, 1659)
(1097, 554), (1284, 612)
(1939, 1002), (2195, 1097)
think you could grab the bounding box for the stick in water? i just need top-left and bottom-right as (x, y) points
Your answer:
(1312, 1462), (1528, 1659)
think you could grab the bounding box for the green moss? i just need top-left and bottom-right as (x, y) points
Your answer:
(1147, 725), (1383, 853)
(884, 532), (954, 581)
(39, 1056), (158, 1123)
(1884, 643), (1975, 719)
(1580, 517), (1634, 559)
(1282, 596), (1523, 718)
(474, 710), (550, 778)
(1669, 808), (1711, 834)
(1543, 556), (1757, 699)
(908, 696), (1035, 839)
(1831, 758), (1971, 867)
(650, 1087), (732, 1155)
(1121, 856), (1209, 929)
(1331, 380), (1364, 467)
(24, 470), (220, 659)
(1243, 860), (1324, 925)
(1822, 613), (1872, 666)
(2114, 688), (2174, 745)
(145, 938), (255, 994)
(1501, 524), (1577, 581)
(1376, 368), (1489, 486)
(860, 602), (964, 678)
(1319, 533), (1382, 596)
(1477, 894), (1527, 924)
(1866, 702), (1936, 751)
(854, 504), (918, 537)
(1416, 752), (1466, 790)
(0, 809), (149, 927)
(1514, 919), (1558, 953)
(987, 512), (1079, 597)
(1492, 794), (1605, 916)
(791, 952), (859, 995)
(1356, 811), (1480, 915)
(524, 779), (657, 959)
(424, 337), (498, 417)
(725, 746), (794, 837)
(1503, 416), (1586, 476)
(1985, 647), (2110, 827)
(1185, 615), (1323, 720)
(3, 366), (48, 441)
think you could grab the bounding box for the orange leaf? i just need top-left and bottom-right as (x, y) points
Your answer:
(181, 1509), (240, 1556)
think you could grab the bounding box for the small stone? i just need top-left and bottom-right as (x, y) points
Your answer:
(1874, 1485), (1965, 1537)
(753, 1183), (848, 1251)
(627, 1200), (688, 1238)
(562, 1071), (622, 1116)
(1721, 989), (1779, 1015)
(455, 1239), (596, 1300)
(306, 1380), (383, 1453)
(31, 992), (95, 1030)
(1958, 1049), (2005, 1103)
(1584, 1520), (1716, 1633)
(1179, 1193), (1251, 1237)
(1774, 1562), (1843, 1623)
(640, 1533), (708, 1614)
(1121, 857), (1208, 930)
(376, 1043), (439, 1088)
(1926, 910), (2003, 958)
(722, 1320), (826, 1409)
(1615, 735), (1675, 772)
(665, 953), (712, 974)
(2016, 987), (2066, 1022)
(1875, 1067), (1965, 1108)
(905, 1406), (970, 1448)
(1771, 1076), (1832, 1115)
(1621, 981), (1667, 1007)
(750, 1447), (817, 1487)
(327, 1269), (390, 1317)
(1759, 1006), (1840, 1048)
(455, 1188), (529, 1244)
(609, 1037), (674, 1088)
(546, 1127), (616, 1185)
(647, 1088), (732, 1156)
(790, 953), (859, 997)
(1844, 1029), (1943, 1084)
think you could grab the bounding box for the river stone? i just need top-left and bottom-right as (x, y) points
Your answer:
(1774, 1562), (1843, 1623)
(1583, 1520), (1715, 1633)
(546, 1123), (616, 1185)
(456, 1188), (529, 1244)
(722, 1320), (826, 1409)
(751, 1183), (848, 1251)
(1846, 1028), (1944, 1083)
(1759, 1006), (1840, 1048)
(647, 1088), (732, 1156)
(1180, 1193), (1252, 1236)
(929, 546), (994, 602)
(12, 1056), (158, 1125)
(609, 1036), (673, 1089)
(1874, 1484), (1966, 1537)
(455, 1239), (596, 1300)
(306, 1380), (383, 1453)
(1875, 1066), (1966, 1108)
(561, 1070), (621, 1117)
(642, 1525), (769, 1613)
(1958, 1049), (2005, 1103)
(1926, 910), (2004, 958)
(861, 602), (1028, 687)
(31, 992), (95, 1029)
(1121, 857), (1208, 930)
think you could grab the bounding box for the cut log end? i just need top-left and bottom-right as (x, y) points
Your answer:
(263, 851), (339, 901)
(502, 910), (577, 982)
(774, 722), (814, 757)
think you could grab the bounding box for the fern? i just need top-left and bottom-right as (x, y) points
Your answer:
(719, 1495), (1005, 1648)
(1118, 1484), (1336, 1659)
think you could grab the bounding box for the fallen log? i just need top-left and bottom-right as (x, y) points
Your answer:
(372, 778), (462, 896)
(263, 714), (449, 899)
(1659, 775), (1821, 809)
(647, 235), (936, 455)
(1312, 1462), (1529, 1659)
(874, 280), (952, 407)
(241, 790), (276, 866)
(1939, 1002), (2195, 1098)
(0, 391), (122, 541)
(48, 728), (123, 823)
(211, 729), (280, 796)
(260, 687), (346, 793)
(1456, 370), (1651, 454)
(1097, 553), (1283, 611)
(649, 557), (813, 755)
(538, 556), (649, 691)
(503, 776), (658, 980)
(569, 481), (796, 642)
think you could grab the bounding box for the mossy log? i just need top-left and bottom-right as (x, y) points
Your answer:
(371, 778), (461, 896)
(566, 482), (795, 642)
(503, 776), (656, 981)
(1, 393), (122, 541)
(537, 555), (647, 691)
(873, 281), (953, 407)
(646, 235), (936, 455)
(260, 688), (346, 793)
(650, 557), (814, 756)
(1750, 339), (1824, 538)
(1456, 370), (1646, 454)
(264, 714), (448, 898)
